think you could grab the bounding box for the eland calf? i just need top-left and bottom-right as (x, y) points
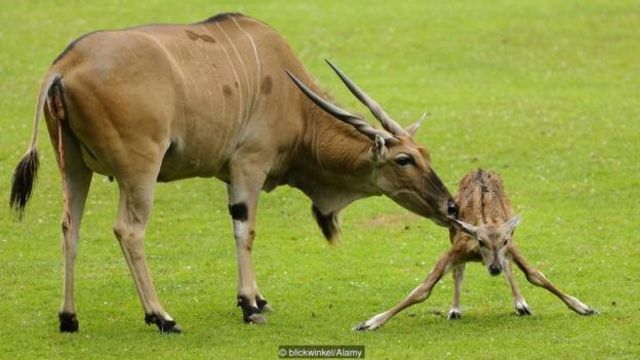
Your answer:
(10, 13), (457, 333)
(355, 169), (596, 331)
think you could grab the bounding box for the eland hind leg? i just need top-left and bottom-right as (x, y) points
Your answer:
(45, 106), (93, 332)
(112, 161), (181, 333)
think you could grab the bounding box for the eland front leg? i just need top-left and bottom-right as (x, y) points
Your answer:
(227, 158), (271, 324)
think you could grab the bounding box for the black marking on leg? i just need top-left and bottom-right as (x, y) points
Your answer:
(311, 205), (340, 243)
(144, 313), (182, 333)
(59, 312), (79, 333)
(229, 203), (248, 221)
(237, 295), (261, 323)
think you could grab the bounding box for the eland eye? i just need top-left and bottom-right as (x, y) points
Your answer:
(394, 155), (415, 166)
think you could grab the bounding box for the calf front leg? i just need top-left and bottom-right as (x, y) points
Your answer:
(447, 264), (465, 320)
(508, 244), (597, 315)
(355, 250), (458, 331)
(504, 259), (531, 315)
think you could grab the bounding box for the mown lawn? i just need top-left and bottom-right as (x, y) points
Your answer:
(0, 0), (638, 358)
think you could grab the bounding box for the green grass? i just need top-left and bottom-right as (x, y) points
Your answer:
(1, 0), (639, 358)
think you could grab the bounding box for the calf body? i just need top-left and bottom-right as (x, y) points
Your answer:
(355, 169), (596, 331)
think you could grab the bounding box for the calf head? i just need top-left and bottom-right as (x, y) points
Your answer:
(452, 215), (521, 276)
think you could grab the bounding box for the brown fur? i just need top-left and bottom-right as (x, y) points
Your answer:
(354, 169), (597, 331)
(11, 13), (456, 330)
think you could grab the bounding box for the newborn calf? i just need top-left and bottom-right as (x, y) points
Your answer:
(355, 169), (596, 331)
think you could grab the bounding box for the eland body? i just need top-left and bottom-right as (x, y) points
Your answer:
(10, 13), (457, 332)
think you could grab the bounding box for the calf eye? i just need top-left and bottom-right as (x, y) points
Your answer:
(394, 155), (415, 166)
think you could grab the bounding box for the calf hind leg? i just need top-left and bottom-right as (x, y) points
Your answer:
(509, 244), (597, 315)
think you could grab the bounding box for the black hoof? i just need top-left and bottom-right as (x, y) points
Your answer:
(145, 314), (182, 333)
(447, 310), (462, 320)
(353, 322), (369, 331)
(581, 308), (598, 316)
(516, 305), (532, 316)
(238, 295), (267, 324)
(257, 298), (272, 313)
(59, 312), (79, 333)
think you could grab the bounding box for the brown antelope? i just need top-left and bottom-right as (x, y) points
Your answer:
(10, 13), (458, 333)
(355, 169), (597, 331)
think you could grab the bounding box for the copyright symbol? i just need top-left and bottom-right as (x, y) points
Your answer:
(278, 348), (287, 357)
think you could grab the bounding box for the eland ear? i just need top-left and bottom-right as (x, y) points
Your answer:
(406, 113), (428, 136)
(370, 134), (387, 162)
(502, 215), (521, 234)
(406, 122), (420, 136)
(450, 218), (479, 237)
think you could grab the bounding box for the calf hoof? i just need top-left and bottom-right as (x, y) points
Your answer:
(447, 309), (462, 320)
(145, 314), (182, 333)
(580, 307), (598, 316)
(516, 304), (532, 316)
(59, 312), (79, 333)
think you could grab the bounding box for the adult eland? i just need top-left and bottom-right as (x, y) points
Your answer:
(10, 13), (458, 333)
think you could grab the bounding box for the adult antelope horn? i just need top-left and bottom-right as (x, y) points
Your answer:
(286, 69), (398, 144)
(324, 59), (408, 137)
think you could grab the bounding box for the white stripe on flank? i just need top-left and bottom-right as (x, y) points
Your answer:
(216, 22), (251, 118)
(198, 25), (226, 120)
(206, 24), (243, 121)
(232, 17), (261, 108)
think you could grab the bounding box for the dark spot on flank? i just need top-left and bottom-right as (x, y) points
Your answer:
(201, 34), (215, 43)
(223, 85), (233, 97)
(229, 203), (248, 221)
(234, 81), (239, 88)
(185, 30), (199, 41)
(261, 75), (273, 95)
(185, 30), (216, 44)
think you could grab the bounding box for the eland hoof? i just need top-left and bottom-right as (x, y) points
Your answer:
(59, 312), (79, 333)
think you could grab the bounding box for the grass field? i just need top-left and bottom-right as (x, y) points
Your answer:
(1, 0), (638, 358)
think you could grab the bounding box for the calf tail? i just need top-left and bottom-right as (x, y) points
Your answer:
(10, 73), (62, 218)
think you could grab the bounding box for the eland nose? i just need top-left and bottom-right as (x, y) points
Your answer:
(447, 200), (458, 218)
(489, 264), (502, 276)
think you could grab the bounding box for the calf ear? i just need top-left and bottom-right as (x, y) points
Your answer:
(502, 215), (521, 234)
(370, 134), (388, 162)
(451, 218), (479, 237)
